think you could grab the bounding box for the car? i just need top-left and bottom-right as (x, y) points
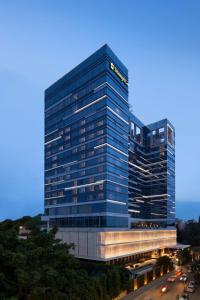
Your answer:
(178, 294), (189, 300)
(185, 285), (195, 293)
(185, 281), (196, 293)
(180, 273), (188, 282)
(188, 280), (196, 286)
(167, 275), (177, 282)
(160, 284), (168, 293)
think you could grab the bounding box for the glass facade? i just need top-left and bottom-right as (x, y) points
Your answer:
(44, 44), (175, 229)
(129, 117), (175, 228)
(44, 45), (129, 228)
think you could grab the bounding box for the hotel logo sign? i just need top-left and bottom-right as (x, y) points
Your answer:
(110, 62), (128, 86)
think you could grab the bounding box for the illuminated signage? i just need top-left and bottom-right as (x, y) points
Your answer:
(110, 62), (128, 86)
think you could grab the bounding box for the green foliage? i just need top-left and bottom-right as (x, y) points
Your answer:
(0, 216), (130, 300)
(156, 255), (171, 267)
(194, 272), (200, 284)
(177, 221), (200, 246)
(177, 249), (192, 265)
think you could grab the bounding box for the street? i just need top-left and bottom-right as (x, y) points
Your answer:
(135, 279), (186, 300)
(123, 269), (200, 300)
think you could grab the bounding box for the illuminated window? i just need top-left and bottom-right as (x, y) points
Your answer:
(80, 187), (85, 193)
(65, 127), (70, 133)
(80, 128), (85, 134)
(98, 193), (104, 199)
(159, 127), (165, 133)
(97, 120), (104, 126)
(97, 129), (104, 135)
(65, 135), (70, 141)
(99, 184), (103, 190)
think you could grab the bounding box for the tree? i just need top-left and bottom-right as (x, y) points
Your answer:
(194, 272), (200, 284)
(177, 221), (200, 246)
(177, 249), (191, 266)
(156, 255), (172, 268)
(0, 216), (129, 300)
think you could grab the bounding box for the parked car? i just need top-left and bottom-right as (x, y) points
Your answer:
(178, 293), (189, 300)
(185, 285), (195, 293)
(185, 281), (196, 293)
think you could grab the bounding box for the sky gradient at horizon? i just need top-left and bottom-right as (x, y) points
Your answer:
(0, 0), (200, 220)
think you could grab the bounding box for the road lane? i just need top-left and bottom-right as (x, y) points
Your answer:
(134, 278), (185, 300)
(124, 268), (194, 300)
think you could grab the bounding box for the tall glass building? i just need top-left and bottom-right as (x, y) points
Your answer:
(43, 45), (176, 261)
(129, 117), (175, 228)
(45, 45), (129, 228)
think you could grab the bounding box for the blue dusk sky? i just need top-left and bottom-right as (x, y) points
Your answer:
(0, 0), (200, 221)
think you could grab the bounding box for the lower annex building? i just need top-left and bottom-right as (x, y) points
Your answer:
(42, 45), (176, 262)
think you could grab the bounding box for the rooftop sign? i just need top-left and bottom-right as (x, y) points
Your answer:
(110, 62), (128, 86)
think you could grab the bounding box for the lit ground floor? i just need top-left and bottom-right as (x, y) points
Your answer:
(55, 227), (177, 263)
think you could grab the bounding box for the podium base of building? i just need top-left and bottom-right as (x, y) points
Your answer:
(55, 227), (177, 262)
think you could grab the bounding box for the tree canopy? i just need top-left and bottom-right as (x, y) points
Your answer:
(177, 221), (200, 246)
(156, 255), (172, 267)
(0, 216), (131, 300)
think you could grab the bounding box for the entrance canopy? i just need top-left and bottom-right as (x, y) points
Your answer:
(169, 244), (190, 250)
